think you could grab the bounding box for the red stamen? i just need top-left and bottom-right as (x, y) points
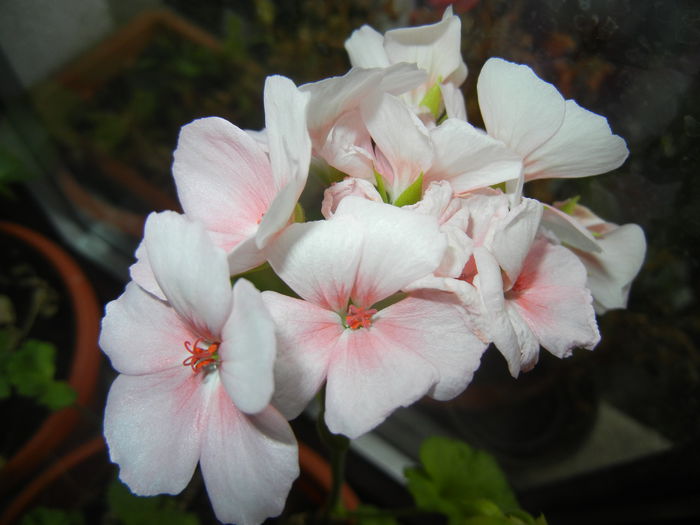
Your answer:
(345, 305), (377, 330)
(183, 338), (220, 373)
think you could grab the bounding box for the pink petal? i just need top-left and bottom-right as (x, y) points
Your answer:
(489, 198), (543, 288)
(265, 218), (362, 312)
(324, 320), (438, 438)
(103, 369), (203, 496)
(261, 292), (339, 419)
(219, 279), (277, 415)
(100, 281), (190, 375)
(200, 387), (298, 525)
(321, 177), (383, 219)
(318, 109), (375, 181)
(426, 118), (523, 194)
(144, 211), (232, 338)
(473, 247), (522, 376)
(376, 292), (486, 401)
(525, 100), (629, 181)
(173, 117), (273, 236)
(477, 58), (565, 158)
(508, 239), (600, 359)
(336, 198), (446, 307)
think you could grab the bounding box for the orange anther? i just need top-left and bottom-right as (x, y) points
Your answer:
(345, 304), (377, 330)
(183, 338), (220, 373)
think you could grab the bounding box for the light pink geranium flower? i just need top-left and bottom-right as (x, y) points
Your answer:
(471, 198), (601, 375)
(100, 212), (298, 525)
(262, 197), (486, 439)
(477, 57), (629, 183)
(130, 75), (311, 298)
(543, 201), (646, 314)
(345, 6), (468, 121)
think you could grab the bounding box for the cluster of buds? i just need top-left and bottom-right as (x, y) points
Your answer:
(99, 8), (646, 525)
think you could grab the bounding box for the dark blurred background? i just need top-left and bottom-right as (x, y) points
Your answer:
(0, 1), (698, 523)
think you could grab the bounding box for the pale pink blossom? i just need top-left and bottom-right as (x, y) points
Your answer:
(345, 6), (468, 121)
(544, 201), (646, 314)
(477, 58), (629, 183)
(130, 75), (311, 298)
(101, 212), (298, 525)
(262, 197), (486, 439)
(321, 177), (383, 218)
(470, 198), (600, 375)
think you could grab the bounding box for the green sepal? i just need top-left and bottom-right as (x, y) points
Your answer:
(559, 195), (580, 215)
(374, 169), (390, 203)
(393, 172), (424, 207)
(420, 82), (443, 120)
(293, 202), (306, 223)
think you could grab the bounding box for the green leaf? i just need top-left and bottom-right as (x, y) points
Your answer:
(352, 505), (399, 525)
(38, 380), (76, 411)
(20, 507), (85, 525)
(393, 172), (424, 207)
(405, 437), (520, 523)
(8, 339), (56, 396)
(374, 169), (390, 203)
(293, 202), (306, 223)
(419, 82), (443, 120)
(108, 478), (200, 525)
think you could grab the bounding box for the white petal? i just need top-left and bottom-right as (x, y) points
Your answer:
(262, 292), (339, 419)
(426, 118), (523, 194)
(264, 75), (312, 190)
(525, 99), (629, 181)
(384, 12), (466, 86)
(219, 279), (277, 414)
(104, 369), (203, 496)
(200, 388), (298, 525)
(577, 223), (646, 313)
(100, 281), (191, 376)
(144, 211), (232, 338)
(345, 25), (390, 68)
(361, 92), (433, 198)
(541, 204), (601, 253)
(440, 82), (467, 120)
(128, 239), (165, 301)
(477, 58), (565, 158)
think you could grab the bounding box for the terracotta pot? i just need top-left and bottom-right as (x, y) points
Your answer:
(0, 222), (101, 493)
(0, 438), (359, 525)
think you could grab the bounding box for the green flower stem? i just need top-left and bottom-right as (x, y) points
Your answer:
(316, 384), (350, 519)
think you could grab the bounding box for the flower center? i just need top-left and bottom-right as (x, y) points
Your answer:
(183, 338), (220, 373)
(345, 304), (377, 330)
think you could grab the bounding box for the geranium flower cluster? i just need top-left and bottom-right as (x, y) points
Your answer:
(99, 8), (646, 525)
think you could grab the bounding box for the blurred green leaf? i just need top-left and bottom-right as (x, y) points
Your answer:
(108, 478), (200, 525)
(20, 507), (84, 525)
(39, 380), (76, 411)
(405, 437), (520, 524)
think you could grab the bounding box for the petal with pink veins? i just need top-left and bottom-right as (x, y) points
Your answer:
(261, 292), (340, 419)
(173, 117), (273, 237)
(507, 239), (600, 359)
(103, 368), (204, 496)
(199, 386), (298, 525)
(144, 211), (232, 339)
(100, 281), (191, 376)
